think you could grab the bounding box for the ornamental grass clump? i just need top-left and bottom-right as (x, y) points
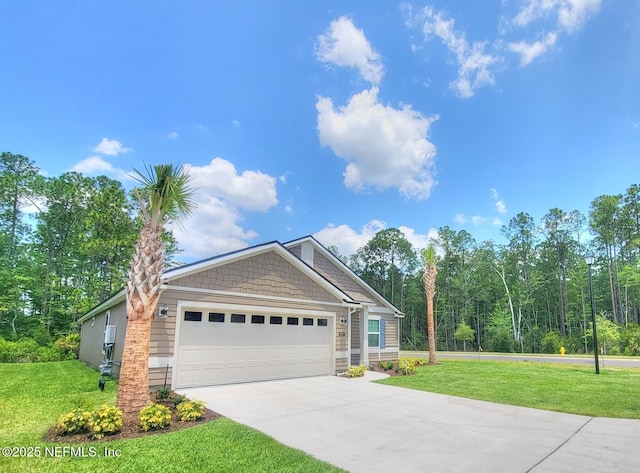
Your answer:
(139, 402), (172, 431)
(177, 400), (205, 422)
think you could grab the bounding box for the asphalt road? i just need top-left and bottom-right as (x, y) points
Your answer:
(402, 350), (640, 368)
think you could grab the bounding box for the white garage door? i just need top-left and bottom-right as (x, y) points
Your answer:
(175, 307), (334, 388)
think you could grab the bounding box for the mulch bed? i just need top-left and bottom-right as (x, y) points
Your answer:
(43, 391), (222, 444)
(370, 365), (409, 377)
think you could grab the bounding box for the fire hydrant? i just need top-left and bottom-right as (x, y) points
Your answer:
(560, 346), (566, 356)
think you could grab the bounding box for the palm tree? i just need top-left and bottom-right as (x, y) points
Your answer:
(422, 245), (438, 365)
(117, 163), (194, 418)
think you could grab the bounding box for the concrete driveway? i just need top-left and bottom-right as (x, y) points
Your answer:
(178, 373), (640, 473)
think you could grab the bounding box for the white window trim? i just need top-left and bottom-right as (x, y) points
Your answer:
(368, 315), (381, 349)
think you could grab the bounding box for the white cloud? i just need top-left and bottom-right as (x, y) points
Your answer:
(168, 131), (179, 139)
(509, 32), (557, 66)
(512, 0), (601, 33)
(185, 158), (278, 212)
(512, 0), (557, 28)
(454, 213), (467, 224)
(313, 220), (437, 257)
(173, 197), (259, 258)
(506, 1), (600, 64)
(491, 188), (508, 214)
(493, 217), (504, 226)
(414, 6), (500, 98)
(316, 16), (384, 84)
(314, 220), (386, 257)
(557, 0), (601, 32)
(316, 87), (439, 200)
(70, 156), (133, 181)
(231, 120), (240, 128)
(93, 138), (132, 156)
(471, 215), (488, 226)
(398, 225), (439, 251)
(174, 158), (279, 258)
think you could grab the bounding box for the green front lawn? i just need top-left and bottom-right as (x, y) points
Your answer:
(0, 361), (345, 473)
(378, 360), (640, 419)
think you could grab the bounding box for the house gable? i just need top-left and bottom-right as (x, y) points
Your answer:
(168, 248), (341, 303)
(285, 236), (403, 315)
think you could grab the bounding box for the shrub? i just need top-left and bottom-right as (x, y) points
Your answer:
(55, 408), (91, 435)
(541, 331), (564, 354)
(177, 400), (205, 422)
(346, 365), (366, 378)
(378, 360), (394, 371)
(621, 324), (640, 356)
(0, 337), (77, 363)
(88, 404), (123, 439)
(0, 337), (40, 362)
(172, 394), (187, 407)
(139, 402), (172, 431)
(413, 357), (427, 367)
(486, 330), (517, 353)
(54, 333), (81, 359)
(396, 357), (417, 375)
(155, 387), (171, 400)
(38, 345), (65, 362)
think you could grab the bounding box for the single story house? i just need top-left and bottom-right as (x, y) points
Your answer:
(78, 236), (403, 389)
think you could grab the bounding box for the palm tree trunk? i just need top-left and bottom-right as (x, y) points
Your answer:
(427, 295), (437, 364)
(117, 314), (152, 418)
(116, 226), (164, 419)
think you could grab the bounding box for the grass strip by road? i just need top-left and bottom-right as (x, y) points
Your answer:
(0, 361), (345, 473)
(378, 359), (640, 419)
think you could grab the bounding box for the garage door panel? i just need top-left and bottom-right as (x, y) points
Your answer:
(176, 310), (333, 388)
(179, 325), (204, 346)
(178, 347), (207, 363)
(202, 330), (225, 345)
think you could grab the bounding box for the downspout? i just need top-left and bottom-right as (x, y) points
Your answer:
(342, 300), (362, 367)
(362, 305), (369, 367)
(347, 307), (357, 366)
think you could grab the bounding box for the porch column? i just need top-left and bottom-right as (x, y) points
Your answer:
(361, 305), (369, 367)
(347, 309), (352, 366)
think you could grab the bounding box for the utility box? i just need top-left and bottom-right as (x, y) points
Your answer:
(104, 325), (117, 345)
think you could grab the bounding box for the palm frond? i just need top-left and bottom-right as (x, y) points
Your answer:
(132, 162), (195, 228)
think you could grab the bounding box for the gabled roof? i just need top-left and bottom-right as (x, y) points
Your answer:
(78, 238), (360, 323)
(284, 235), (404, 317)
(163, 240), (354, 304)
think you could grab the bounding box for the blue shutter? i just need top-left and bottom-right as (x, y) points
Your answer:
(380, 319), (386, 349)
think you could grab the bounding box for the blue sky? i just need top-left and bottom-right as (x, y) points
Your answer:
(1, 1), (639, 261)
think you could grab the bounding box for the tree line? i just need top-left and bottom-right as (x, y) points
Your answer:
(1, 150), (639, 356)
(0, 152), (179, 347)
(339, 185), (640, 355)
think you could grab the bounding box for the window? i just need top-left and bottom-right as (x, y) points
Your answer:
(184, 311), (203, 322)
(317, 318), (328, 327)
(368, 319), (380, 348)
(303, 318), (314, 326)
(270, 316), (283, 325)
(251, 315), (265, 324)
(231, 313), (246, 323)
(209, 312), (225, 323)
(287, 317), (299, 325)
